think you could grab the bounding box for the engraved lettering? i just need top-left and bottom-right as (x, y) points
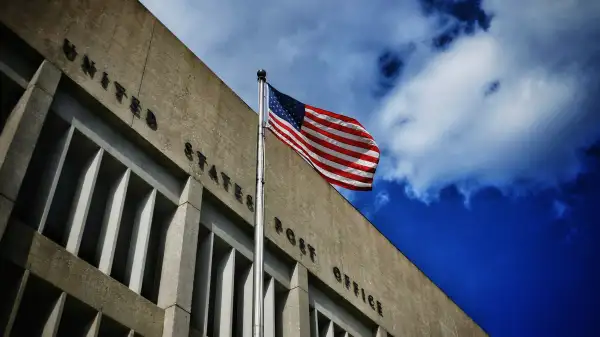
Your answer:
(246, 195), (254, 212)
(274, 217), (283, 234)
(308, 244), (316, 262)
(234, 184), (243, 202)
(114, 82), (127, 103)
(196, 151), (207, 171)
(208, 165), (219, 183)
(299, 238), (307, 255)
(353, 282), (360, 297)
(184, 142), (194, 161)
(333, 267), (342, 283)
(101, 72), (110, 90)
(368, 295), (375, 310)
(63, 39), (78, 61)
(221, 172), (231, 192)
(344, 274), (351, 290)
(377, 301), (383, 317)
(286, 228), (296, 245)
(81, 55), (97, 78)
(146, 109), (158, 130)
(130, 96), (141, 117)
(361, 288), (366, 302)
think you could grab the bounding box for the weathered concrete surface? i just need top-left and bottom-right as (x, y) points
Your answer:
(0, 222), (164, 337)
(0, 60), (61, 242)
(0, 0), (487, 335)
(158, 203), (202, 312)
(162, 305), (190, 337)
(282, 263), (311, 337)
(0, 59), (60, 199)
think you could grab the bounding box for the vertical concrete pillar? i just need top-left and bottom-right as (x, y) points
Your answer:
(96, 169), (131, 274)
(0, 60), (61, 242)
(376, 326), (389, 337)
(163, 305), (191, 337)
(126, 188), (157, 293)
(264, 276), (276, 337)
(310, 309), (319, 337)
(322, 321), (334, 337)
(191, 232), (214, 336)
(159, 177), (203, 337)
(282, 263), (311, 337)
(214, 248), (236, 337)
(41, 292), (67, 337)
(84, 312), (102, 337)
(33, 126), (74, 233)
(65, 148), (103, 254)
(237, 264), (253, 337)
(1, 270), (29, 337)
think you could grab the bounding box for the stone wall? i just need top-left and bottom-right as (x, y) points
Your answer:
(0, 0), (486, 335)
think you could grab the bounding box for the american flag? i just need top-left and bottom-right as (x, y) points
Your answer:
(267, 84), (380, 191)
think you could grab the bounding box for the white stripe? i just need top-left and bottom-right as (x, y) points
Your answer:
(305, 108), (369, 134)
(303, 117), (378, 146)
(270, 112), (378, 168)
(269, 114), (373, 179)
(272, 121), (374, 180)
(301, 126), (380, 158)
(269, 126), (372, 188)
(303, 135), (378, 168)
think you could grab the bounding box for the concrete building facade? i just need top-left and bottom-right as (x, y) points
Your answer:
(0, 0), (487, 336)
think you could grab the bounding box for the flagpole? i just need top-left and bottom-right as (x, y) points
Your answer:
(252, 69), (267, 337)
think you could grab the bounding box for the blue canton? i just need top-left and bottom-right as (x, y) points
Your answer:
(268, 85), (306, 131)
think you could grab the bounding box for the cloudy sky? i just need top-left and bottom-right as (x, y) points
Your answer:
(140, 0), (600, 335)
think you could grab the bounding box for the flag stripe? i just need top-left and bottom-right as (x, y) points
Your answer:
(305, 108), (376, 142)
(301, 130), (379, 164)
(270, 112), (376, 174)
(271, 125), (376, 173)
(322, 175), (373, 191)
(304, 115), (375, 146)
(269, 124), (373, 188)
(267, 85), (379, 191)
(302, 119), (380, 152)
(270, 126), (373, 184)
(270, 113), (374, 180)
(301, 127), (380, 159)
(306, 105), (368, 128)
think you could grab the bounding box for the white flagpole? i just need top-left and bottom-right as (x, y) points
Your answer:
(252, 69), (267, 337)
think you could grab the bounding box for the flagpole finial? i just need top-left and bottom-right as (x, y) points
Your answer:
(257, 69), (267, 81)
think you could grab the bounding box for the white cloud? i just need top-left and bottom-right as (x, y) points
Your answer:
(139, 0), (435, 117)
(375, 190), (391, 211)
(140, 0), (600, 203)
(375, 0), (600, 201)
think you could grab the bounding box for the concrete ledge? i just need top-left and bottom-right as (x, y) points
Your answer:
(0, 221), (164, 337)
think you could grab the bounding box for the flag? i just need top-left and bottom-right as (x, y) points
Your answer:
(267, 84), (380, 191)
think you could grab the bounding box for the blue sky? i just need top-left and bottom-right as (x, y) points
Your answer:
(140, 0), (600, 335)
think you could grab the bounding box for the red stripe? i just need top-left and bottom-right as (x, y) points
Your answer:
(323, 175), (373, 191)
(301, 130), (379, 163)
(302, 121), (381, 153)
(270, 115), (376, 174)
(306, 104), (367, 128)
(305, 111), (375, 141)
(269, 121), (374, 184)
(270, 122), (374, 184)
(273, 128), (372, 192)
(270, 129), (311, 163)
